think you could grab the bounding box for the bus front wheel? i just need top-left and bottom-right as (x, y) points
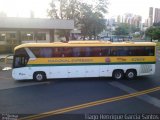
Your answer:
(33, 72), (46, 82)
(112, 70), (124, 80)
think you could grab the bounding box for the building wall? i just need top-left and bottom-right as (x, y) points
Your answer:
(154, 8), (160, 23)
(149, 7), (153, 26)
(0, 18), (74, 53)
(21, 30), (50, 43)
(0, 29), (52, 53)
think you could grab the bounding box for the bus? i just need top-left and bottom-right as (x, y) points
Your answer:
(12, 41), (156, 81)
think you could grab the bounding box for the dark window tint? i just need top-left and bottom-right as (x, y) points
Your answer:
(29, 46), (155, 58)
(109, 46), (154, 56)
(30, 47), (53, 58)
(128, 46), (154, 56)
(15, 48), (29, 57)
(101, 47), (110, 56)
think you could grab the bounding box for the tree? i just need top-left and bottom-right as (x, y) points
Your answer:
(47, 0), (82, 41)
(145, 26), (160, 41)
(115, 23), (140, 36)
(115, 23), (129, 36)
(47, 0), (108, 41)
(77, 0), (108, 40)
(151, 27), (160, 41)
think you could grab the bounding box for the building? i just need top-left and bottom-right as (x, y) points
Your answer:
(132, 15), (142, 28)
(121, 14), (142, 29)
(154, 8), (160, 23)
(0, 17), (74, 53)
(149, 7), (153, 26)
(117, 15), (121, 24)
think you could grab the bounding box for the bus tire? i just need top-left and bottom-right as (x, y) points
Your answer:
(112, 70), (124, 80)
(125, 69), (137, 79)
(33, 72), (46, 82)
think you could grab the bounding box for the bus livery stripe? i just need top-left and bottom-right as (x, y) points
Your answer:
(27, 62), (156, 67)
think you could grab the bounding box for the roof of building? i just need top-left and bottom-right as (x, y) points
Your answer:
(0, 17), (74, 29)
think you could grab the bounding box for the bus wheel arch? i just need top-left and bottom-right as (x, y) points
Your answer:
(112, 69), (124, 80)
(33, 71), (46, 82)
(125, 69), (137, 79)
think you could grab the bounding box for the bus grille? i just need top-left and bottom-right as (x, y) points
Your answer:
(140, 64), (152, 73)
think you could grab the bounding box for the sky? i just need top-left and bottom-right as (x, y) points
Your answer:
(107, 0), (160, 20)
(0, 0), (160, 21)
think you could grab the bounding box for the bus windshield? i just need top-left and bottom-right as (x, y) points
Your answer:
(13, 48), (29, 68)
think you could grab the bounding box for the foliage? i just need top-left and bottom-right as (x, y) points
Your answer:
(115, 23), (129, 36)
(115, 23), (140, 36)
(47, 0), (80, 41)
(145, 26), (160, 41)
(47, 0), (108, 41)
(79, 3), (107, 39)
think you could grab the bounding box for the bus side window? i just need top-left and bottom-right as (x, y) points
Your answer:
(40, 48), (53, 58)
(146, 47), (154, 56)
(30, 48), (40, 57)
(110, 47), (117, 56)
(117, 47), (128, 56)
(128, 47), (132, 56)
(101, 47), (108, 56)
(63, 47), (72, 57)
(85, 47), (91, 57)
(149, 47), (154, 56)
(54, 48), (64, 57)
(73, 47), (80, 57)
(92, 47), (101, 56)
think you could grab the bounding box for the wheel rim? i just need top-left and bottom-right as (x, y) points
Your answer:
(36, 74), (43, 81)
(115, 72), (122, 79)
(128, 72), (134, 78)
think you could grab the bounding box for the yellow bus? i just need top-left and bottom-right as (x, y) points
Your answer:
(12, 41), (156, 81)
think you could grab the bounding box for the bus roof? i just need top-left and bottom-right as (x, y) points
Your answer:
(14, 40), (156, 51)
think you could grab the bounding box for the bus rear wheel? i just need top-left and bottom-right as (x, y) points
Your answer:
(125, 70), (137, 79)
(33, 72), (46, 82)
(112, 70), (124, 80)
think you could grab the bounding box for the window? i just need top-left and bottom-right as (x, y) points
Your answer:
(73, 47), (81, 57)
(110, 47), (117, 56)
(30, 47), (53, 58)
(0, 33), (6, 41)
(101, 47), (110, 56)
(14, 48), (29, 68)
(128, 46), (154, 56)
(36, 33), (46, 40)
(63, 47), (72, 57)
(85, 47), (91, 57)
(92, 47), (102, 56)
(117, 47), (128, 56)
(21, 32), (33, 41)
(8, 33), (16, 39)
(28, 46), (155, 58)
(53, 47), (64, 57)
(40, 48), (53, 57)
(109, 46), (155, 56)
